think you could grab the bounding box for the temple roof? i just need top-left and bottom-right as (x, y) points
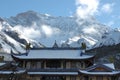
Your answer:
(52, 40), (59, 48)
(0, 62), (26, 74)
(12, 48), (94, 60)
(79, 63), (120, 75)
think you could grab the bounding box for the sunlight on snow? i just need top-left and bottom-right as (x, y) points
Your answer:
(13, 25), (41, 39)
(41, 25), (53, 37)
(82, 27), (97, 34)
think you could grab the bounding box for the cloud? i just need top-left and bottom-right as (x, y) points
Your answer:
(41, 25), (61, 37)
(41, 25), (53, 37)
(101, 3), (114, 13)
(82, 27), (97, 34)
(13, 25), (41, 39)
(75, 0), (99, 19)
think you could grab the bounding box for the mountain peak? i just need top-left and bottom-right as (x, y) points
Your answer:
(0, 17), (4, 22)
(4, 11), (111, 48)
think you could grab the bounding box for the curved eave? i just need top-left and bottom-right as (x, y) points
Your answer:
(0, 70), (26, 75)
(0, 63), (7, 68)
(11, 54), (22, 61)
(79, 70), (120, 76)
(0, 62), (13, 70)
(12, 55), (95, 61)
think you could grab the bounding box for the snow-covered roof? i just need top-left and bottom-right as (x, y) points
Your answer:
(0, 63), (5, 66)
(93, 63), (115, 70)
(103, 63), (115, 69)
(79, 70), (120, 75)
(79, 63), (120, 75)
(0, 70), (26, 74)
(0, 62), (26, 74)
(0, 71), (13, 74)
(12, 49), (94, 60)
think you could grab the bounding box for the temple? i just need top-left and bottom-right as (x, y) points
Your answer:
(0, 42), (120, 80)
(11, 47), (95, 80)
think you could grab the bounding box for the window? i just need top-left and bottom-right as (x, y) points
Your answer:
(84, 76), (88, 80)
(42, 76), (64, 80)
(63, 61), (66, 68)
(71, 62), (76, 68)
(70, 76), (76, 80)
(76, 61), (84, 69)
(26, 62), (31, 69)
(37, 62), (41, 69)
(96, 77), (103, 80)
(0, 56), (4, 61)
(89, 77), (93, 80)
(31, 62), (36, 69)
(46, 60), (61, 68)
(107, 77), (111, 80)
(80, 62), (84, 68)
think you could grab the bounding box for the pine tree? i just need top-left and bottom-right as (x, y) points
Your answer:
(81, 42), (86, 50)
(80, 42), (87, 56)
(25, 43), (31, 53)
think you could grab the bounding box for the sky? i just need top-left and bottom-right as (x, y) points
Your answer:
(0, 0), (120, 28)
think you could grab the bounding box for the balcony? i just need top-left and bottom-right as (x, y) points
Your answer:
(27, 68), (79, 75)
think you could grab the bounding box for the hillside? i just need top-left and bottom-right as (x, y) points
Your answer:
(0, 17), (43, 53)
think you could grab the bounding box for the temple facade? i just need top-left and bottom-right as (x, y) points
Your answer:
(11, 48), (95, 80)
(10, 42), (120, 80)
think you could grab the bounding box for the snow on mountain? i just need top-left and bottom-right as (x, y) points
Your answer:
(0, 31), (25, 53)
(63, 35), (98, 48)
(5, 11), (110, 48)
(0, 17), (43, 53)
(93, 28), (120, 48)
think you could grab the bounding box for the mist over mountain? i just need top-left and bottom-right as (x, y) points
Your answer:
(0, 10), (119, 54)
(5, 11), (111, 48)
(0, 16), (43, 53)
(0, 10), (120, 63)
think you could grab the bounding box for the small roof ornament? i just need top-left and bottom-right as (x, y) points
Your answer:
(80, 41), (86, 56)
(52, 40), (59, 48)
(25, 43), (31, 56)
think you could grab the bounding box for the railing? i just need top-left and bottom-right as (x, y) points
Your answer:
(27, 68), (79, 72)
(31, 47), (80, 50)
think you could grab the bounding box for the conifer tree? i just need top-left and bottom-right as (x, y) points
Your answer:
(25, 43), (31, 53)
(81, 42), (86, 50)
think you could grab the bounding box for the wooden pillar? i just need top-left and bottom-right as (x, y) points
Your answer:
(66, 76), (70, 80)
(26, 61), (31, 69)
(66, 61), (71, 68)
(44, 61), (46, 68)
(36, 61), (41, 69)
(76, 76), (80, 80)
(35, 77), (41, 80)
(61, 61), (64, 68)
(23, 61), (26, 68)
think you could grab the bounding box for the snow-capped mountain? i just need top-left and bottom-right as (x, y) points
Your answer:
(5, 11), (110, 48)
(0, 17), (43, 53)
(0, 10), (120, 53)
(93, 28), (120, 48)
